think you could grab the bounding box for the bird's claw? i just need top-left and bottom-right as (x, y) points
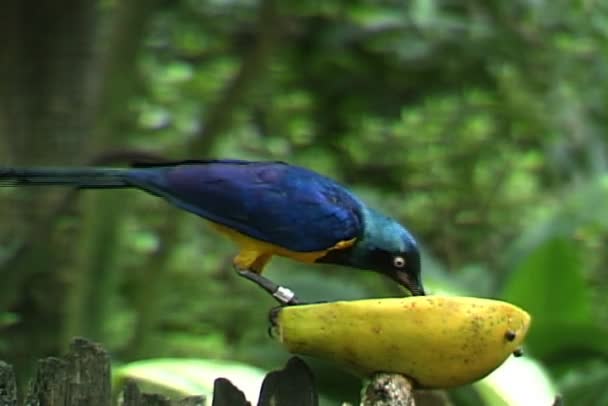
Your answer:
(273, 286), (299, 305)
(235, 267), (300, 306)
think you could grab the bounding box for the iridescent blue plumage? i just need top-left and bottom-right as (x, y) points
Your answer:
(127, 160), (363, 252)
(0, 159), (424, 298)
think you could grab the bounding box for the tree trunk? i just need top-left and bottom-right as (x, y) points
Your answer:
(0, 0), (99, 385)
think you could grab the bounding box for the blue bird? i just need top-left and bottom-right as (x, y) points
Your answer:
(0, 160), (424, 303)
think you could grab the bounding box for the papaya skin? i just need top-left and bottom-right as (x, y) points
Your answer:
(270, 296), (531, 389)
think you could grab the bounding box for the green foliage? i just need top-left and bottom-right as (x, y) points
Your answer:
(0, 312), (18, 329)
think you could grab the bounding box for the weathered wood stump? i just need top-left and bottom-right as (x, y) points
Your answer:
(0, 337), (206, 406)
(361, 373), (415, 406)
(0, 336), (427, 405)
(0, 361), (17, 405)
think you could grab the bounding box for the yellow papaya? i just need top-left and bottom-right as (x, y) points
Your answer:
(270, 296), (531, 388)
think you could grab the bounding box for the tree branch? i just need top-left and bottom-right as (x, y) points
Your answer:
(360, 373), (415, 406)
(187, 0), (280, 154)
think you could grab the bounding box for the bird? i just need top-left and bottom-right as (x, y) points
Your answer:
(0, 159), (424, 304)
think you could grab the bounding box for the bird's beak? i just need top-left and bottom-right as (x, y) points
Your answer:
(395, 272), (425, 296)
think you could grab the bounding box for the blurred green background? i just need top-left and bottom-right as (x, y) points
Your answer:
(1, 0), (607, 404)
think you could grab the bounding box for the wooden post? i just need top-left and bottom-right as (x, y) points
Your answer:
(25, 337), (111, 405)
(0, 361), (17, 406)
(0, 337), (206, 405)
(360, 373), (415, 406)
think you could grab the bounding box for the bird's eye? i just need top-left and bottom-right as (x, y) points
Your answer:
(393, 256), (406, 268)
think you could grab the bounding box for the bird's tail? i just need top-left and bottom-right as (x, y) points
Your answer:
(0, 167), (132, 189)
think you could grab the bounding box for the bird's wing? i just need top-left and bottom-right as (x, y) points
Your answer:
(128, 161), (363, 252)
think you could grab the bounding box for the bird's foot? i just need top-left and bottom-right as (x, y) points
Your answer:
(273, 285), (298, 305)
(236, 268), (300, 306)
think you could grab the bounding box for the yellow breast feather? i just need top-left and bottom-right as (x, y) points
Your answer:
(209, 222), (356, 273)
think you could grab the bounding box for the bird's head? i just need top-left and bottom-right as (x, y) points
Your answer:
(370, 239), (424, 297)
(318, 208), (425, 296)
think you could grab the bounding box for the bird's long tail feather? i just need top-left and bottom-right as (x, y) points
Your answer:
(0, 167), (132, 188)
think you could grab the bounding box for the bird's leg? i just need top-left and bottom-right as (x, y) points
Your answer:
(236, 268), (300, 306)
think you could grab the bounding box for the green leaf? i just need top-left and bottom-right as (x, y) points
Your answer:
(501, 237), (608, 359)
(560, 361), (608, 406)
(0, 312), (19, 328)
(527, 322), (608, 361)
(114, 358), (267, 403)
(503, 237), (591, 321)
(474, 357), (556, 406)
